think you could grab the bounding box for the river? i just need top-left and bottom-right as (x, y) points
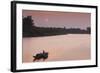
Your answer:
(22, 34), (91, 63)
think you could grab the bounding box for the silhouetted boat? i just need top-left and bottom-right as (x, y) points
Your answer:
(33, 50), (48, 61)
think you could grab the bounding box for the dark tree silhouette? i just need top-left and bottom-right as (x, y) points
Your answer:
(23, 16), (35, 37)
(86, 27), (91, 33)
(23, 16), (91, 37)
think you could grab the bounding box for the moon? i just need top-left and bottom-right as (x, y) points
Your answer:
(45, 18), (49, 22)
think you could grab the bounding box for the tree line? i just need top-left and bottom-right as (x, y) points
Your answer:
(23, 16), (91, 37)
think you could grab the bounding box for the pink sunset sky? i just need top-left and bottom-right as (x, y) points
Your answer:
(22, 10), (91, 29)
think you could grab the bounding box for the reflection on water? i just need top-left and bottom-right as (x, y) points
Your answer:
(22, 34), (91, 63)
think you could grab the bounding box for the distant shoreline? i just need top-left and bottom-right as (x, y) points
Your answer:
(23, 16), (91, 37)
(23, 26), (91, 37)
(23, 33), (90, 38)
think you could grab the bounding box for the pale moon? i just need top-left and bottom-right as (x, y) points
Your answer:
(45, 18), (49, 22)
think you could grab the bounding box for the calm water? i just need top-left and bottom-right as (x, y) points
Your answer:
(22, 34), (91, 63)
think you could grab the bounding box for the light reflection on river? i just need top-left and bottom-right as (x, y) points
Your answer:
(22, 34), (91, 63)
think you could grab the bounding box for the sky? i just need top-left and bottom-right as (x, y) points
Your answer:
(22, 10), (91, 29)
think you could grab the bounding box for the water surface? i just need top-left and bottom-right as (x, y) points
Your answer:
(22, 34), (91, 63)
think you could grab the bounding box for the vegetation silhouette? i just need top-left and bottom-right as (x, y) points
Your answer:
(23, 16), (91, 37)
(33, 50), (48, 61)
